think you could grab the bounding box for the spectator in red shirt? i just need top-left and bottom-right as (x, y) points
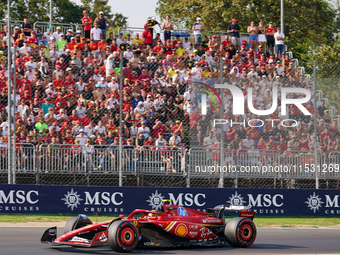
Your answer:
(76, 37), (86, 51)
(138, 69), (152, 81)
(82, 10), (93, 39)
(320, 128), (332, 141)
(88, 39), (98, 51)
(142, 24), (153, 47)
(152, 120), (168, 138)
(222, 35), (232, 48)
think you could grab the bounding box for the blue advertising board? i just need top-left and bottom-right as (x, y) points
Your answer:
(0, 184), (339, 216)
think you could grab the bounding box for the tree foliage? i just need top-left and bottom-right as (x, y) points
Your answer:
(156, 0), (338, 59)
(112, 13), (129, 28)
(53, 0), (84, 24)
(81, 0), (113, 20)
(1, 0), (83, 24)
(0, 0), (128, 28)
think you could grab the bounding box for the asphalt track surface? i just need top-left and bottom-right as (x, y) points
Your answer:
(1, 227), (340, 254)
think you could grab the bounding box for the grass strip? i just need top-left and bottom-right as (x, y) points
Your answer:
(0, 215), (339, 228)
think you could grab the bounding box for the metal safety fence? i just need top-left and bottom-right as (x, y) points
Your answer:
(1, 11), (340, 191)
(1, 144), (339, 188)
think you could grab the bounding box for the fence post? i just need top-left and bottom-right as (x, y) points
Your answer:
(186, 151), (190, 187)
(7, 4), (12, 184)
(313, 61), (319, 189)
(119, 52), (123, 187)
(219, 58), (224, 188)
(12, 45), (17, 184)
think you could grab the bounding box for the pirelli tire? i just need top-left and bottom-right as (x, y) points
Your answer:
(224, 217), (256, 248)
(108, 220), (139, 253)
(63, 215), (92, 234)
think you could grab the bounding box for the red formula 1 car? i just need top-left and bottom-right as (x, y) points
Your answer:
(41, 200), (256, 252)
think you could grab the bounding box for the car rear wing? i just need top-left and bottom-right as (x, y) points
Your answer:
(210, 205), (256, 220)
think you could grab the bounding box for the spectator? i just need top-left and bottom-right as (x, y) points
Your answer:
(21, 18), (32, 37)
(266, 22), (276, 52)
(94, 11), (110, 37)
(162, 14), (173, 41)
(90, 22), (102, 43)
(247, 21), (258, 50)
(274, 28), (285, 57)
(142, 24), (153, 47)
(227, 18), (240, 49)
(258, 21), (266, 48)
(147, 17), (162, 38)
(192, 17), (203, 45)
(82, 10), (93, 39)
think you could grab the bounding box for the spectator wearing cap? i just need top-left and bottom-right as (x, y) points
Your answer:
(192, 17), (204, 45)
(90, 22), (102, 43)
(64, 29), (73, 43)
(68, 36), (78, 51)
(208, 35), (220, 57)
(94, 11), (111, 37)
(12, 26), (21, 41)
(227, 18), (240, 49)
(92, 84), (104, 101)
(191, 61), (203, 79)
(142, 24), (153, 47)
(116, 31), (124, 47)
(15, 33), (25, 48)
(51, 26), (63, 42)
(25, 55), (37, 70)
(82, 10), (93, 39)
(147, 16), (162, 39)
(138, 120), (150, 138)
(27, 30), (38, 48)
(42, 27), (52, 41)
(56, 34), (67, 50)
(274, 28), (285, 57)
(175, 41), (186, 57)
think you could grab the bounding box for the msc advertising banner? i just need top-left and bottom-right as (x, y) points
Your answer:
(0, 184), (339, 216)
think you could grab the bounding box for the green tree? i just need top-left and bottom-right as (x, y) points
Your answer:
(112, 13), (128, 27)
(0, 0), (83, 24)
(81, 0), (113, 20)
(307, 36), (340, 114)
(53, 0), (83, 24)
(156, 0), (338, 59)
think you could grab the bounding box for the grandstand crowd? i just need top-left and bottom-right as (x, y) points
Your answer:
(0, 11), (339, 166)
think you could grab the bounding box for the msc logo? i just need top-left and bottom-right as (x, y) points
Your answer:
(201, 84), (311, 116)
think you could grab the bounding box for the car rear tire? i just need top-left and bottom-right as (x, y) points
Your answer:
(224, 217), (256, 248)
(108, 220), (138, 253)
(64, 215), (92, 234)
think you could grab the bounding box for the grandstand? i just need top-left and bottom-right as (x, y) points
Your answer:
(0, 16), (339, 189)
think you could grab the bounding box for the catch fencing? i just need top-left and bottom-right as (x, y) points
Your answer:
(0, 144), (339, 188)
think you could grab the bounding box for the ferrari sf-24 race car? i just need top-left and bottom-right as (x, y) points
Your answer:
(41, 199), (257, 252)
